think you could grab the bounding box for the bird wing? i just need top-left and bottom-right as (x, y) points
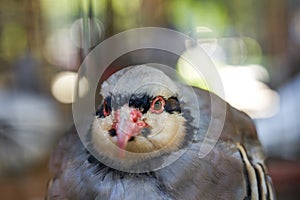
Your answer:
(191, 86), (266, 161)
(156, 87), (276, 200)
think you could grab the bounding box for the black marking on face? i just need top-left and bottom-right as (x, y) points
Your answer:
(180, 107), (196, 148)
(96, 93), (181, 118)
(129, 93), (151, 113)
(97, 93), (152, 112)
(87, 152), (99, 164)
(164, 97), (181, 114)
(96, 96), (112, 118)
(105, 96), (112, 110)
(128, 137), (135, 142)
(95, 105), (104, 117)
(108, 128), (117, 137)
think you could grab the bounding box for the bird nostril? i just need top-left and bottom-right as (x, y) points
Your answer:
(130, 109), (142, 123)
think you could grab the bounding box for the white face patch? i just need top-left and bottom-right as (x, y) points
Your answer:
(143, 112), (169, 137)
(126, 112), (186, 153)
(98, 113), (114, 131)
(91, 107), (187, 165)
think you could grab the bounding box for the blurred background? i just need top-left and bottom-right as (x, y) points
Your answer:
(0, 0), (300, 199)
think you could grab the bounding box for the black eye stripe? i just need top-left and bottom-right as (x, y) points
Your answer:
(96, 96), (112, 118)
(96, 94), (181, 116)
(164, 97), (181, 113)
(104, 96), (112, 112)
(96, 104), (105, 118)
(129, 94), (151, 113)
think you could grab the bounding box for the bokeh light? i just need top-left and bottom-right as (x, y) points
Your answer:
(194, 26), (218, 56)
(217, 37), (263, 65)
(44, 28), (79, 69)
(178, 31), (277, 119)
(219, 65), (279, 118)
(177, 54), (210, 91)
(70, 18), (104, 49)
(51, 71), (89, 104)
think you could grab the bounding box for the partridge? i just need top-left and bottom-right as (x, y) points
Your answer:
(47, 65), (276, 200)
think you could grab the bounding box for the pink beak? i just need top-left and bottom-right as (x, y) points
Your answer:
(114, 105), (147, 154)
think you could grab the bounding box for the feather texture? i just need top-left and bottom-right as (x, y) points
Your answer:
(48, 66), (275, 200)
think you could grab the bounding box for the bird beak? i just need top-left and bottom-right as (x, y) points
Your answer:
(114, 105), (147, 153)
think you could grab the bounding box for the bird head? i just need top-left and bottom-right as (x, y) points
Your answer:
(90, 65), (198, 169)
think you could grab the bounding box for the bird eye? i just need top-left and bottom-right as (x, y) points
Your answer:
(150, 96), (165, 113)
(103, 100), (111, 117)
